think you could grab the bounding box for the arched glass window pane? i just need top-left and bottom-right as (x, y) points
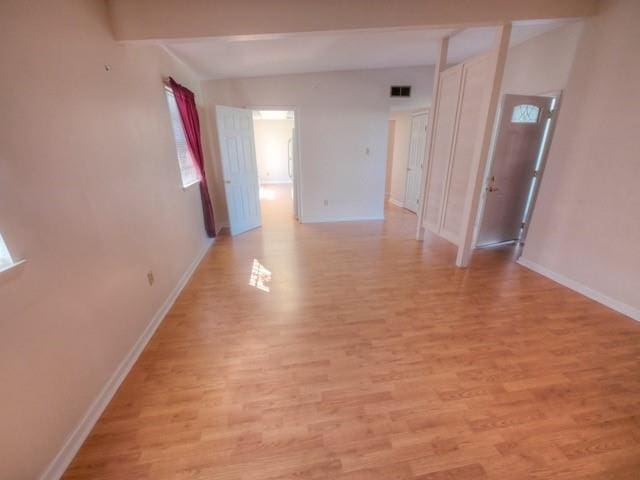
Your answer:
(511, 104), (540, 123)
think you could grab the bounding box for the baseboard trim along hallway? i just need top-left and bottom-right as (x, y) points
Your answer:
(39, 238), (215, 480)
(517, 257), (640, 322)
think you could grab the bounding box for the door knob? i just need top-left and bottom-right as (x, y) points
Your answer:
(224, 180), (231, 184)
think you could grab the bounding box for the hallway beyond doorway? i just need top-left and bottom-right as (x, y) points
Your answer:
(260, 183), (295, 225)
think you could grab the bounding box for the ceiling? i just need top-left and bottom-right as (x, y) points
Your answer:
(163, 20), (572, 81)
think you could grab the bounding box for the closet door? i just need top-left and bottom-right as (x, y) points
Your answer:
(424, 65), (463, 233)
(404, 112), (428, 213)
(440, 54), (491, 244)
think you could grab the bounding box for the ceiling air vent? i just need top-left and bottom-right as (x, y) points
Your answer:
(390, 85), (411, 97)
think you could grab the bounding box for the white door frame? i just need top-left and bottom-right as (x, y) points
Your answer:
(519, 90), (562, 243)
(471, 90), (563, 249)
(247, 105), (303, 222)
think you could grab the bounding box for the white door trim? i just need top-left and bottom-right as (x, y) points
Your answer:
(247, 105), (303, 222)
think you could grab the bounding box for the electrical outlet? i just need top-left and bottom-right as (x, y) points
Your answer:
(323, 199), (329, 207)
(147, 271), (155, 286)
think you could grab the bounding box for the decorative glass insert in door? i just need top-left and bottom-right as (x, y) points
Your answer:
(511, 104), (540, 124)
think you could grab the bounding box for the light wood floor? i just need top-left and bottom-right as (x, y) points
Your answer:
(64, 185), (640, 479)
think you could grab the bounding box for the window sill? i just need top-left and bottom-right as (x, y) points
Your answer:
(0, 259), (26, 274)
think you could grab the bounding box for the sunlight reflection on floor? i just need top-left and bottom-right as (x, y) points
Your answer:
(259, 186), (277, 200)
(248, 259), (272, 292)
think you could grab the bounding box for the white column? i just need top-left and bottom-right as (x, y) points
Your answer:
(456, 24), (511, 266)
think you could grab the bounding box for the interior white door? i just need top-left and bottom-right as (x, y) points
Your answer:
(477, 94), (554, 246)
(404, 113), (428, 213)
(216, 105), (261, 236)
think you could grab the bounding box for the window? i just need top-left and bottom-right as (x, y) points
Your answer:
(0, 232), (15, 271)
(165, 89), (201, 188)
(511, 104), (540, 123)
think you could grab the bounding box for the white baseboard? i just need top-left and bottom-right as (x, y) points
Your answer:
(39, 238), (215, 480)
(388, 198), (404, 208)
(301, 215), (384, 224)
(517, 257), (640, 322)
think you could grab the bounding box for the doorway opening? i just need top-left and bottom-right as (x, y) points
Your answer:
(386, 109), (429, 214)
(252, 109), (297, 225)
(216, 106), (300, 236)
(474, 92), (561, 251)
(404, 111), (428, 214)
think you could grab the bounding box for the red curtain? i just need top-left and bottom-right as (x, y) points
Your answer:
(168, 77), (216, 237)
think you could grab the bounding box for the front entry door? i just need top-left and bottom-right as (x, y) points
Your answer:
(404, 112), (428, 213)
(477, 95), (554, 246)
(216, 105), (261, 236)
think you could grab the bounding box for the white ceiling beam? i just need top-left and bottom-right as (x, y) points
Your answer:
(107, 0), (596, 42)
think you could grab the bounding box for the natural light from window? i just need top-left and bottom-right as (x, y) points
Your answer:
(0, 232), (15, 271)
(165, 89), (201, 188)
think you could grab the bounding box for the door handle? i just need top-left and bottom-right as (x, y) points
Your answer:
(225, 180), (231, 184)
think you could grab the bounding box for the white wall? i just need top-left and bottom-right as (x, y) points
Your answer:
(501, 21), (584, 95)
(204, 66), (434, 223)
(254, 118), (294, 184)
(521, 0), (640, 318)
(0, 1), (216, 479)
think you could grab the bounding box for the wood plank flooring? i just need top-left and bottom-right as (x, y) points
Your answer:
(64, 185), (640, 479)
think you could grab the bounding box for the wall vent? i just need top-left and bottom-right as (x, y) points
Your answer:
(390, 85), (411, 97)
